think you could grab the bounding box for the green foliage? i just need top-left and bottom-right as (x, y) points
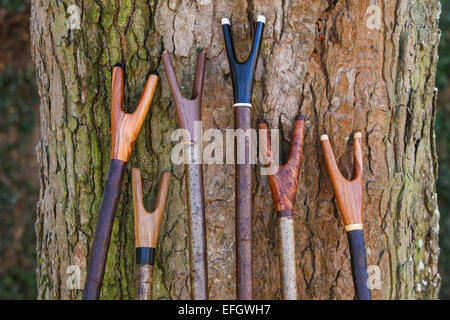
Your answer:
(0, 65), (38, 299)
(0, 0), (26, 11)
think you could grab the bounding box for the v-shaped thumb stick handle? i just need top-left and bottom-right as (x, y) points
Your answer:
(110, 66), (159, 161)
(258, 116), (305, 214)
(133, 169), (170, 248)
(320, 133), (363, 231)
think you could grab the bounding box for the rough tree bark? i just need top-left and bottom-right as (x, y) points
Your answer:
(31, 0), (441, 299)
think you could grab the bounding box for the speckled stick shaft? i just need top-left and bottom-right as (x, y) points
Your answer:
(277, 215), (298, 300)
(136, 264), (154, 300)
(185, 145), (208, 299)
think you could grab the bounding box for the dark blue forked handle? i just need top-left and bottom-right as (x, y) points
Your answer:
(222, 17), (264, 104)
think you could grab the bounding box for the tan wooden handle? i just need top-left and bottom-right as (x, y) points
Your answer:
(110, 66), (159, 161)
(132, 169), (170, 247)
(320, 133), (363, 228)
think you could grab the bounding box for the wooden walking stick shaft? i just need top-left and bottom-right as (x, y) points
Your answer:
(133, 169), (170, 300)
(258, 116), (305, 300)
(222, 15), (265, 300)
(320, 133), (371, 300)
(83, 66), (158, 300)
(162, 50), (209, 299)
(235, 106), (253, 299)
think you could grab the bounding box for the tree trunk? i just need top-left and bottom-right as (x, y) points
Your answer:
(30, 0), (441, 299)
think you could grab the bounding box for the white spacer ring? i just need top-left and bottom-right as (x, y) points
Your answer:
(344, 223), (364, 232)
(354, 132), (362, 138)
(234, 103), (252, 108)
(221, 18), (231, 25)
(257, 15), (266, 23)
(320, 134), (329, 141)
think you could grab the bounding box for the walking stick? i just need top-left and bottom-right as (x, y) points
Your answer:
(221, 15), (265, 300)
(162, 50), (209, 299)
(132, 169), (170, 300)
(258, 116), (305, 300)
(320, 132), (371, 300)
(82, 65), (158, 300)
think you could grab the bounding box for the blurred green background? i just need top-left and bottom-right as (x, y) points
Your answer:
(0, 1), (449, 299)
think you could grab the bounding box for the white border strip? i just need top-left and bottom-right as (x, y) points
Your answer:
(234, 103), (252, 108)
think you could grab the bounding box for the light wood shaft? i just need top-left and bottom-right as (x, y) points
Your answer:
(133, 169), (170, 247)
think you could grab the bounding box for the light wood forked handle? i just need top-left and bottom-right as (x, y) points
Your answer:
(320, 133), (363, 230)
(132, 169), (170, 248)
(110, 66), (159, 161)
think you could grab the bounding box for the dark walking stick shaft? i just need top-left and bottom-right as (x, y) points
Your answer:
(83, 159), (126, 300)
(235, 106), (253, 299)
(347, 230), (371, 300)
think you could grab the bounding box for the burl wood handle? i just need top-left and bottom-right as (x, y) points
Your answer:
(132, 169), (170, 248)
(161, 50), (206, 141)
(320, 133), (363, 231)
(258, 116), (306, 215)
(110, 66), (158, 161)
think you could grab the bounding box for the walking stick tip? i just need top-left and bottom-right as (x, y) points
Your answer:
(320, 134), (329, 141)
(296, 115), (305, 121)
(221, 18), (231, 25)
(257, 15), (266, 23)
(354, 132), (362, 138)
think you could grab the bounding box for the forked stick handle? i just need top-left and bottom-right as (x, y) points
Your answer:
(320, 133), (371, 300)
(133, 169), (170, 248)
(221, 15), (265, 104)
(257, 116), (305, 213)
(110, 66), (158, 161)
(161, 50), (206, 140)
(320, 133), (363, 228)
(133, 169), (170, 300)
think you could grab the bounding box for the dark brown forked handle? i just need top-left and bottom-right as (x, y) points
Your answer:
(320, 133), (363, 229)
(161, 50), (206, 141)
(258, 116), (306, 214)
(110, 66), (159, 161)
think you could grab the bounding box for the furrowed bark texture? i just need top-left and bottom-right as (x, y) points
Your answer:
(31, 0), (441, 299)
